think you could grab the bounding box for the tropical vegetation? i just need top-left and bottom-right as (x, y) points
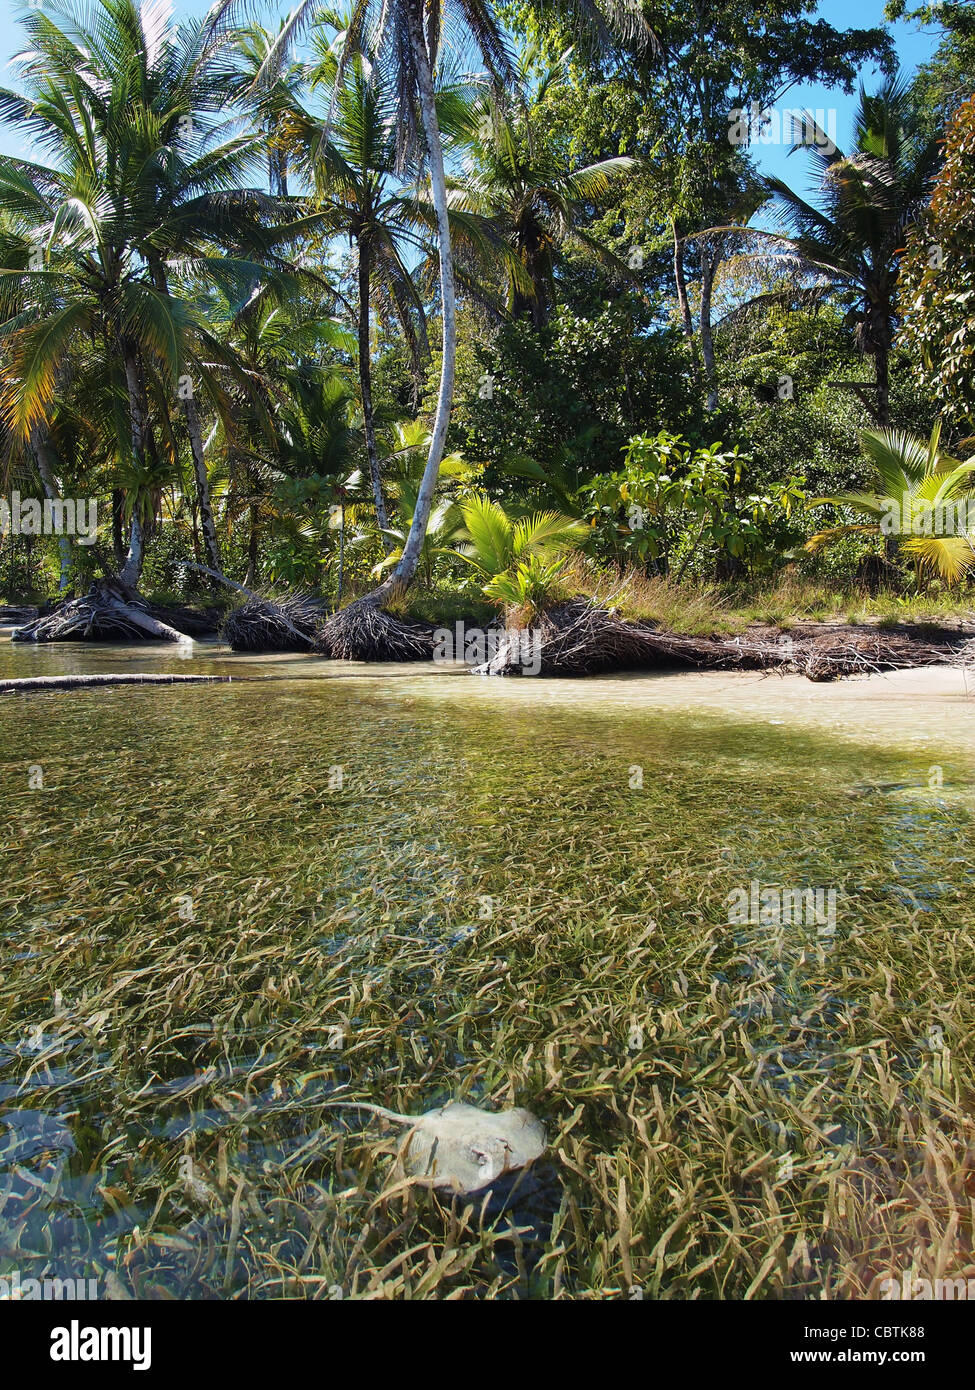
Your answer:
(1, 0), (974, 617)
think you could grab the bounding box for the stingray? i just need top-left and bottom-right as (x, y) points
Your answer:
(327, 1100), (547, 1194)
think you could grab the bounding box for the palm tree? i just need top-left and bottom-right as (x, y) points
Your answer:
(228, 24), (305, 199)
(726, 74), (941, 426)
(252, 0), (646, 608)
(283, 49), (436, 535)
(453, 495), (585, 584)
(214, 282), (356, 585)
(807, 422), (975, 585)
(0, 0), (302, 589)
(453, 48), (635, 327)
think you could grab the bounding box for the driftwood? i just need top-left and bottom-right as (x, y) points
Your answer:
(0, 673), (235, 694)
(472, 602), (781, 677)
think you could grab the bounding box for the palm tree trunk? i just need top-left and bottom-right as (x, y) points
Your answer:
(336, 502), (345, 606)
(120, 349), (147, 592)
(874, 343), (890, 427)
(112, 489), (125, 568)
(120, 513), (145, 593)
(357, 241), (390, 535)
(672, 218), (695, 350)
(385, 2), (456, 595)
(873, 342), (898, 560)
(184, 392), (222, 575)
(30, 426), (72, 592)
(245, 500), (260, 588)
(699, 245), (719, 412)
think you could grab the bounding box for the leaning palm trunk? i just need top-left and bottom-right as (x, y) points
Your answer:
(119, 514), (145, 593)
(30, 425), (71, 591)
(384, 3), (456, 596)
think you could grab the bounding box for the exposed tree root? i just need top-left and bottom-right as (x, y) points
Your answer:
(313, 595), (436, 662)
(0, 606), (41, 626)
(9, 581), (216, 644)
(802, 631), (957, 682)
(222, 594), (323, 653)
(470, 601), (965, 681)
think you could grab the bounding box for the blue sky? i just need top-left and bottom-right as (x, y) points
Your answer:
(754, 0), (940, 190)
(0, 0), (944, 175)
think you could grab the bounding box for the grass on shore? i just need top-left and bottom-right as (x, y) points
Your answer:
(8, 566), (975, 646)
(554, 562), (975, 637)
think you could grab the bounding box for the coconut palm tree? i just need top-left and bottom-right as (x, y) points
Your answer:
(807, 422), (975, 585)
(726, 74), (941, 427)
(212, 280), (356, 585)
(0, 0), (304, 588)
(453, 48), (635, 327)
(227, 23), (306, 199)
(251, 0), (648, 611)
(283, 49), (437, 535)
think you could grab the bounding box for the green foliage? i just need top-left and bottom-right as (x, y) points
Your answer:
(807, 422), (975, 586)
(456, 301), (698, 492)
(582, 430), (805, 579)
(891, 2), (975, 134)
(899, 97), (975, 433)
(0, 0), (966, 610)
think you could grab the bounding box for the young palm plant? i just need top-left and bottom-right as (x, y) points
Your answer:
(807, 421), (975, 586)
(453, 494), (585, 616)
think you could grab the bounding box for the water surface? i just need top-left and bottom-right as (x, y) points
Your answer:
(2, 637), (974, 1298)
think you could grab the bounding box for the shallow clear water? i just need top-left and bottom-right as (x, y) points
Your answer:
(2, 636), (975, 1298)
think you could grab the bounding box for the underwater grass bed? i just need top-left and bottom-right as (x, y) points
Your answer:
(2, 677), (975, 1299)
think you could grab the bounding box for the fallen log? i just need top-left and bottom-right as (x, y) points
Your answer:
(471, 601), (784, 677)
(469, 601), (964, 681)
(0, 674), (235, 694)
